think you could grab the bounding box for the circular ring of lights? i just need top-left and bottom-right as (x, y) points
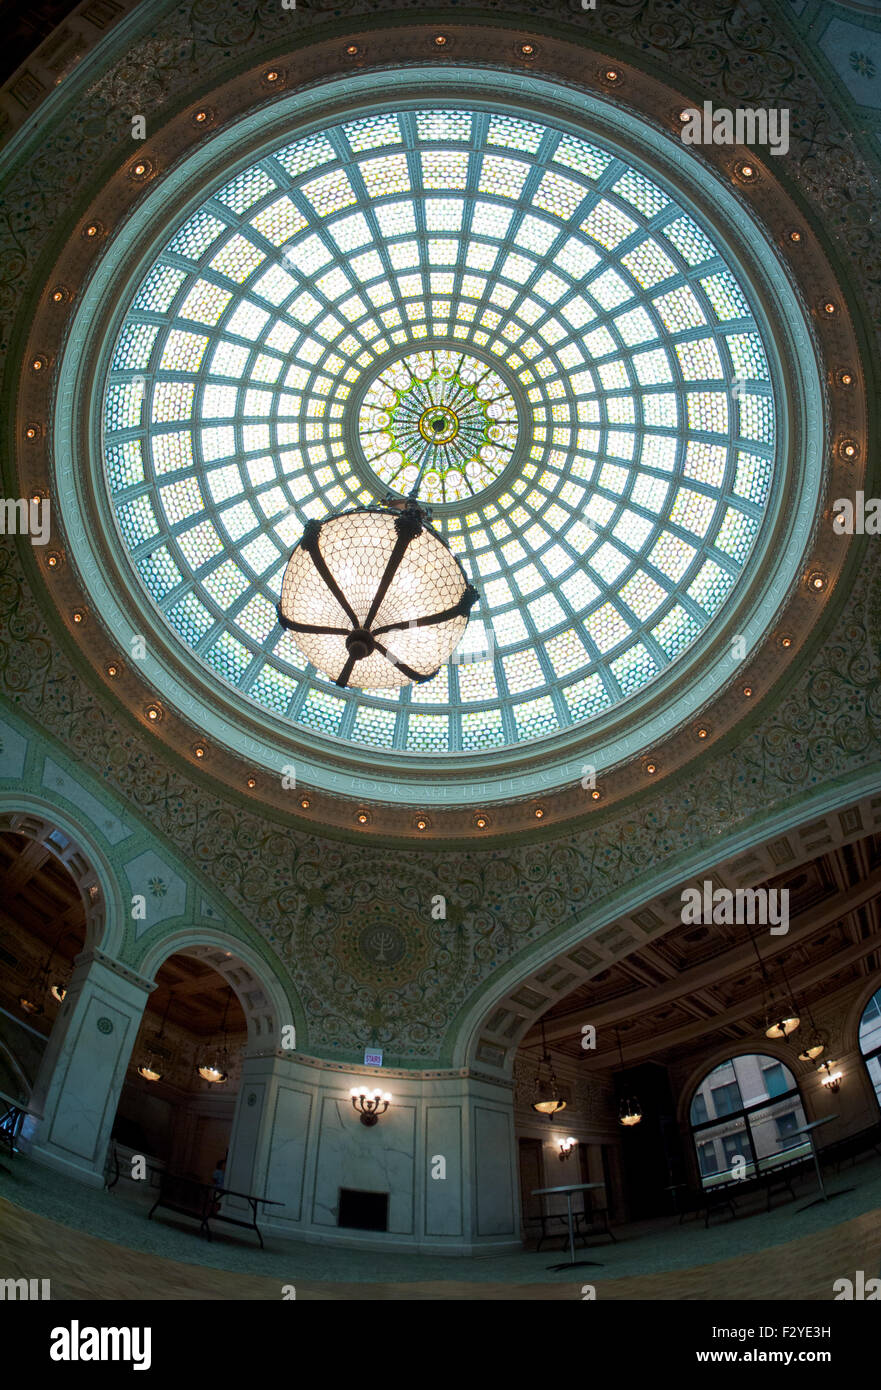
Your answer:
(49, 62), (828, 811)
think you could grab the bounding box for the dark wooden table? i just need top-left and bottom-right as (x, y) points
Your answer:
(148, 1171), (283, 1248)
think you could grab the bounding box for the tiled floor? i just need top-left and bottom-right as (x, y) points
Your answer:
(2, 1153), (880, 1300)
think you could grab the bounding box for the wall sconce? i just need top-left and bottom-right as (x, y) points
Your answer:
(818, 1059), (843, 1093)
(558, 1137), (577, 1162)
(350, 1086), (391, 1126)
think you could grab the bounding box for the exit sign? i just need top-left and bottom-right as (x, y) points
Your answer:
(364, 1049), (383, 1067)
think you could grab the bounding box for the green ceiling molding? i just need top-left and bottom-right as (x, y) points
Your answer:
(0, 0), (879, 1065)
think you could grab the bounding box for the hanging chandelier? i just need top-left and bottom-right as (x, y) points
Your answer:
(798, 1020), (829, 1063)
(747, 924), (800, 1040)
(531, 1019), (566, 1116)
(138, 989), (173, 1083)
(277, 498), (478, 690)
(18, 926), (70, 1016)
(615, 1026), (643, 1128)
(196, 987), (233, 1084)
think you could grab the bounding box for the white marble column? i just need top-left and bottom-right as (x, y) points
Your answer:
(24, 948), (153, 1187)
(224, 1052), (520, 1254)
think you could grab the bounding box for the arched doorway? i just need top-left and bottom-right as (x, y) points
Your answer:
(0, 822), (92, 1105)
(110, 949), (249, 1189)
(109, 937), (286, 1190)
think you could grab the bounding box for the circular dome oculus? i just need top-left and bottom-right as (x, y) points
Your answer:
(101, 105), (776, 758)
(358, 348), (518, 503)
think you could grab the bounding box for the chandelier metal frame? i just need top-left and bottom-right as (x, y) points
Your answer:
(277, 497), (479, 689)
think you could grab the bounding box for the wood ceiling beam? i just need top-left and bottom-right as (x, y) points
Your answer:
(1, 840), (51, 895)
(534, 865), (881, 1047)
(577, 931), (880, 1066)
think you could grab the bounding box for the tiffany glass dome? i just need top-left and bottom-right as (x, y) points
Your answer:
(101, 104), (776, 762)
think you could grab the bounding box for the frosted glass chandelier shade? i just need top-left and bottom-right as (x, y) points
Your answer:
(278, 503), (478, 689)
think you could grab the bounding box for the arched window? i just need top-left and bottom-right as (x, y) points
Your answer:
(689, 1054), (807, 1188)
(858, 986), (881, 1109)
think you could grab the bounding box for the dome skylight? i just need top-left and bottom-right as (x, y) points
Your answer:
(102, 105), (776, 757)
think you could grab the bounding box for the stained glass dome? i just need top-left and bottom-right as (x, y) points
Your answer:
(102, 106), (775, 757)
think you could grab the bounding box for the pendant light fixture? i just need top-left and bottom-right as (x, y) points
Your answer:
(531, 1018), (566, 1116)
(277, 497), (478, 689)
(765, 949), (801, 1040)
(797, 1003), (829, 1063)
(18, 925), (70, 1016)
(196, 986), (233, 1084)
(615, 1026), (642, 1127)
(137, 989), (174, 1083)
(747, 924), (799, 1040)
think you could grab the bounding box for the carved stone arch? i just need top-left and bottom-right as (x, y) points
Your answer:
(0, 793), (125, 956)
(137, 928), (295, 1052)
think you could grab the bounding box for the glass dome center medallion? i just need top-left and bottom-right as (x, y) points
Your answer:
(358, 348), (518, 504)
